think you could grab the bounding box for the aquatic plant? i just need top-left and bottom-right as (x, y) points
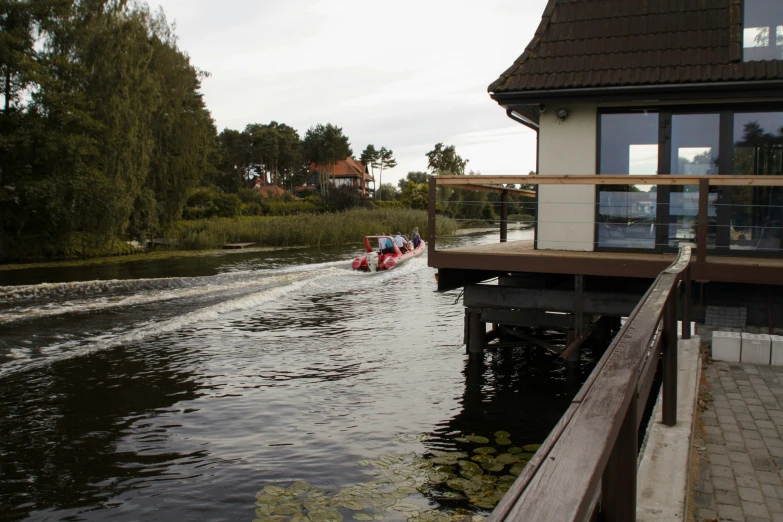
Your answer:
(173, 208), (458, 250)
(252, 431), (542, 522)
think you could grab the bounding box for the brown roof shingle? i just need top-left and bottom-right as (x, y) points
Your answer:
(489, 0), (782, 94)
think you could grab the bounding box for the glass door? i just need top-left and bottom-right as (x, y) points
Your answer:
(731, 112), (783, 254)
(665, 113), (721, 250)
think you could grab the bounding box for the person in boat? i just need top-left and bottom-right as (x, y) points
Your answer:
(393, 232), (408, 253)
(411, 227), (421, 248)
(379, 235), (395, 255)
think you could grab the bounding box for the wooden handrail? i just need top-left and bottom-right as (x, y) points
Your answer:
(489, 246), (692, 522)
(435, 174), (783, 187)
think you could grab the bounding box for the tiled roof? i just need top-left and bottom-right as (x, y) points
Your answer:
(489, 0), (783, 94)
(309, 158), (373, 180)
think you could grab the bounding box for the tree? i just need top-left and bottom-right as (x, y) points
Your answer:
(400, 181), (428, 209)
(375, 183), (398, 201)
(360, 144), (379, 189)
(426, 143), (468, 175)
(303, 123), (352, 196)
(374, 147), (397, 200)
(398, 171), (429, 191)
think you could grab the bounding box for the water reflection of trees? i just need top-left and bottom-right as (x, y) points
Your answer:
(732, 120), (783, 248)
(420, 339), (603, 511)
(0, 345), (202, 520)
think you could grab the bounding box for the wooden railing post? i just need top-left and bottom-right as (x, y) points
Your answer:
(663, 295), (678, 426)
(601, 395), (638, 522)
(428, 177), (437, 256)
(500, 190), (508, 243)
(697, 178), (709, 263)
(681, 267), (691, 340)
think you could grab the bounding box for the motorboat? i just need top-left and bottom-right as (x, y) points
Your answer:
(351, 235), (425, 272)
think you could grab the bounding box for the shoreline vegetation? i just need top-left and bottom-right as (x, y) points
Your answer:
(0, 209), (458, 271)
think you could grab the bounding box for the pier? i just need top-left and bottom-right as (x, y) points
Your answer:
(427, 174), (783, 520)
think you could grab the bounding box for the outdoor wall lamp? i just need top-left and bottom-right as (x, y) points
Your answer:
(555, 108), (569, 121)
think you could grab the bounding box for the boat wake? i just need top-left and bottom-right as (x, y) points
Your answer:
(0, 257), (429, 378)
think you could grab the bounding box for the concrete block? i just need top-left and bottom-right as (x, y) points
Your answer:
(713, 331), (741, 362)
(771, 335), (783, 366)
(742, 333), (771, 365)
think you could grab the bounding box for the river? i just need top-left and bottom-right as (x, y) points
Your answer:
(0, 230), (604, 521)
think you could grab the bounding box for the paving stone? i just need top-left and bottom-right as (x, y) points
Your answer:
(768, 497), (783, 514)
(697, 507), (718, 520)
(770, 446), (783, 458)
(744, 500), (771, 518)
(717, 503), (745, 520)
(732, 461), (755, 476)
(712, 464), (734, 478)
(725, 431), (744, 443)
(714, 476), (737, 491)
(737, 475), (761, 489)
(740, 486), (765, 502)
(752, 455), (777, 472)
(763, 483), (780, 499)
(746, 517), (772, 522)
(694, 490), (714, 510)
(716, 488), (741, 506)
(745, 429), (764, 440)
(729, 451), (752, 464)
(758, 471), (782, 486)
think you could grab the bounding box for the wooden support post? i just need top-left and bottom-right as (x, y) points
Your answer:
(500, 190), (508, 243)
(682, 268), (691, 340)
(697, 178), (709, 264)
(428, 178), (437, 256)
(575, 275), (584, 336)
(468, 311), (484, 354)
(663, 296), (678, 426)
(601, 395), (638, 522)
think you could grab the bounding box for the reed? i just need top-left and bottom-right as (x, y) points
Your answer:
(172, 208), (458, 249)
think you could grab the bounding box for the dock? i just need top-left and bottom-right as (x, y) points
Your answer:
(223, 242), (258, 249)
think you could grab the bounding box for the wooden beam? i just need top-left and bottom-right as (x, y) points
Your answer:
(436, 174), (783, 187)
(464, 285), (642, 317)
(445, 182), (536, 197)
(480, 308), (579, 329)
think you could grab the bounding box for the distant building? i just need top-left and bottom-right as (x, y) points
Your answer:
(252, 177), (286, 198)
(294, 158), (374, 198)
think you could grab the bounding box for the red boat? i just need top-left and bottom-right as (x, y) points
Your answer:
(351, 235), (425, 272)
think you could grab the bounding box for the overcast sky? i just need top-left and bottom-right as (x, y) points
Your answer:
(148, 0), (545, 186)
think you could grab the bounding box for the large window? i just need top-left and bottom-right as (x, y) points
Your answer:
(731, 112), (783, 251)
(597, 112), (659, 249)
(744, 0), (783, 61)
(667, 114), (720, 248)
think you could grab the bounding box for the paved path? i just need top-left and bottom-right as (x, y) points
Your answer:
(690, 361), (783, 521)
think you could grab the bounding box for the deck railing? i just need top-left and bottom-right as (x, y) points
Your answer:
(486, 245), (692, 522)
(427, 175), (783, 261)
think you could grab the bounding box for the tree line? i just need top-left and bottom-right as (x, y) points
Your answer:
(0, 1), (530, 261)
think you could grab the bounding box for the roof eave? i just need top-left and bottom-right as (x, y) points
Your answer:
(490, 79), (783, 106)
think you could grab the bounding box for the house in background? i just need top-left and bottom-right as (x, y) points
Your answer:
(294, 158), (374, 198)
(251, 176), (286, 198)
(488, 0), (783, 254)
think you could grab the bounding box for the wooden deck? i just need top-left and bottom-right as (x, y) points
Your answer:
(430, 240), (783, 285)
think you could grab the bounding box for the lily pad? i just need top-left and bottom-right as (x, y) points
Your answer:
(507, 447), (524, 454)
(339, 500), (364, 511)
(392, 502), (421, 512)
(494, 431), (510, 439)
(495, 453), (519, 465)
(509, 462), (527, 476)
(520, 452), (535, 459)
(263, 485), (288, 496)
(308, 508), (344, 522)
(465, 434), (490, 444)
(427, 471), (449, 484)
(522, 444), (541, 452)
(473, 447), (496, 455)
(353, 514), (375, 521)
(288, 481), (311, 494)
(458, 461), (483, 479)
(446, 478), (473, 491)
(495, 437), (512, 446)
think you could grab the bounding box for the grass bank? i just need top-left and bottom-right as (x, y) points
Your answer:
(172, 208), (458, 250)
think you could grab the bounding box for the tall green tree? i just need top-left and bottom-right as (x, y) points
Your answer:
(360, 144), (378, 192)
(302, 123), (352, 196)
(374, 147), (397, 200)
(398, 171), (429, 190)
(426, 143), (468, 175)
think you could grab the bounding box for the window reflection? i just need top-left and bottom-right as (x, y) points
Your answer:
(598, 113), (658, 249)
(744, 0), (783, 61)
(668, 114), (720, 249)
(731, 112), (783, 252)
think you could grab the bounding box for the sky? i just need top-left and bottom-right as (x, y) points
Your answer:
(147, 0), (546, 187)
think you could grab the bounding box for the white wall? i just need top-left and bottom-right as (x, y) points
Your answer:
(537, 103), (597, 251)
